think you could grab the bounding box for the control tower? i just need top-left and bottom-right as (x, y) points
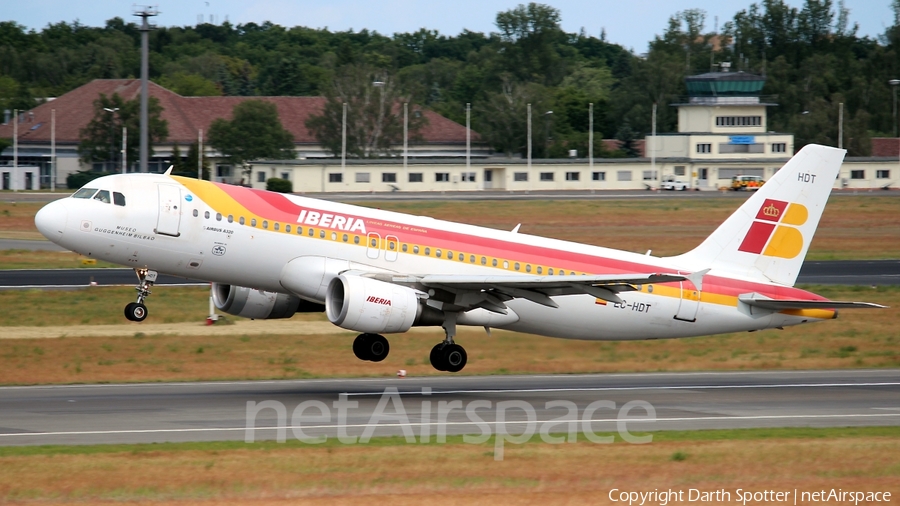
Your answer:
(648, 63), (794, 188)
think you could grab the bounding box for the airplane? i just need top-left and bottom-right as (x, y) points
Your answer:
(34, 144), (883, 372)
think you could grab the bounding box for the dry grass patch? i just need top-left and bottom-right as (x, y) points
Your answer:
(0, 249), (120, 269)
(1, 429), (898, 504)
(0, 285), (896, 385)
(0, 202), (43, 240)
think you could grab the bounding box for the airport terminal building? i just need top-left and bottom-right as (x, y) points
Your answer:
(0, 75), (896, 192)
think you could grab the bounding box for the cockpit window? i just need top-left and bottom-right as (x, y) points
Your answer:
(72, 188), (98, 199)
(113, 192), (126, 206)
(93, 190), (111, 204)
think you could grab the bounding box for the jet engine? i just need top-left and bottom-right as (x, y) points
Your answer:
(212, 283), (322, 319)
(325, 275), (427, 333)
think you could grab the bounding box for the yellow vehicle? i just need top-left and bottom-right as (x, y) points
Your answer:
(731, 175), (765, 191)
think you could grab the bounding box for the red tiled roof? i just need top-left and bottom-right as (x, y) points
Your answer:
(871, 138), (900, 157)
(0, 79), (476, 146)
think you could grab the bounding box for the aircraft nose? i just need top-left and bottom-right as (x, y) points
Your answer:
(35, 200), (68, 242)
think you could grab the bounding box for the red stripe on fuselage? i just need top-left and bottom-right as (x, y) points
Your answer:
(207, 182), (826, 304)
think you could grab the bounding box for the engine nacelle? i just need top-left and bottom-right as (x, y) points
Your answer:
(326, 275), (421, 333)
(212, 283), (320, 319)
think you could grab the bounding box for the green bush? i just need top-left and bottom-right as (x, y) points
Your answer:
(266, 177), (293, 193)
(66, 171), (112, 189)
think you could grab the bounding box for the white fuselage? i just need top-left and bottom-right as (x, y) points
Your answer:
(35, 173), (832, 341)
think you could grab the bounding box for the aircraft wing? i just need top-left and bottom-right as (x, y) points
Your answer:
(738, 293), (886, 310)
(403, 273), (687, 312)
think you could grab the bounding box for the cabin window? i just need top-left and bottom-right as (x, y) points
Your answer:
(514, 262), (520, 271)
(297, 226), (302, 235)
(414, 246), (420, 254)
(285, 224), (291, 233)
(389, 241), (395, 250)
(503, 261), (509, 269)
(481, 257), (487, 265)
(402, 244), (408, 252)
(205, 211), (211, 219)
(470, 255), (476, 263)
(331, 232), (337, 240)
(250, 218), (257, 227)
(354, 236), (360, 244)
(113, 192), (126, 206)
(343, 234), (348, 242)
(193, 209), (198, 217)
(227, 215), (234, 223)
(492, 259), (498, 267)
(319, 230), (325, 238)
(262, 220), (268, 229)
(436, 249), (442, 258)
(72, 188), (98, 199)
(308, 228), (314, 237)
(239, 217), (245, 225)
(526, 264), (532, 273)
(216, 213), (222, 221)
(273, 222), (280, 231)
(537, 266), (542, 274)
(424, 247), (431, 256)
(447, 251), (453, 259)
(93, 190), (111, 204)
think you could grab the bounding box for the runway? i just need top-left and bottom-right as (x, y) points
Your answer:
(1, 369), (898, 446)
(0, 260), (897, 289)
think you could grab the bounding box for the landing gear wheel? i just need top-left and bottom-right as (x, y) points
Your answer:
(443, 344), (467, 373)
(124, 302), (148, 322)
(125, 268), (157, 323)
(430, 343), (448, 371)
(353, 333), (390, 362)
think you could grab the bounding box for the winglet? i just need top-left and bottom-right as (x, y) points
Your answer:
(164, 165), (174, 175)
(511, 224), (521, 234)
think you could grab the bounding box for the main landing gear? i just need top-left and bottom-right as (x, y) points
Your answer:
(430, 312), (468, 373)
(124, 268), (157, 322)
(353, 333), (390, 362)
(350, 314), (469, 373)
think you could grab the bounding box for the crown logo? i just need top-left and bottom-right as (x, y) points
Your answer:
(763, 204), (780, 218)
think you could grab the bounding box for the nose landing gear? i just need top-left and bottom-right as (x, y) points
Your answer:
(124, 268), (157, 322)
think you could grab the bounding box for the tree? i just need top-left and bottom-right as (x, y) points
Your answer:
(306, 64), (426, 158)
(78, 92), (168, 170)
(208, 100), (295, 178)
(155, 72), (221, 96)
(495, 3), (566, 84)
(473, 79), (553, 157)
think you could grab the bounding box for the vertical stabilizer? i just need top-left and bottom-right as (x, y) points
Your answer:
(667, 144), (845, 286)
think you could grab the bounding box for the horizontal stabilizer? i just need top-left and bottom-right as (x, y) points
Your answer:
(738, 293), (885, 310)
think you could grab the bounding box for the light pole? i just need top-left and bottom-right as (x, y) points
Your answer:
(588, 103), (593, 171)
(527, 103), (532, 171)
(134, 6), (158, 172)
(543, 110), (553, 158)
(888, 79), (900, 134)
(104, 107), (119, 172)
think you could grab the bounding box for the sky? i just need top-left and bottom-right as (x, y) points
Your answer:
(4, 0), (894, 54)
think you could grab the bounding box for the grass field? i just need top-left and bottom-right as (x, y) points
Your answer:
(0, 285), (895, 385)
(2, 196), (899, 266)
(2, 427), (898, 504)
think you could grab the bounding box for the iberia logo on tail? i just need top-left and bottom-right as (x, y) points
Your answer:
(738, 199), (808, 258)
